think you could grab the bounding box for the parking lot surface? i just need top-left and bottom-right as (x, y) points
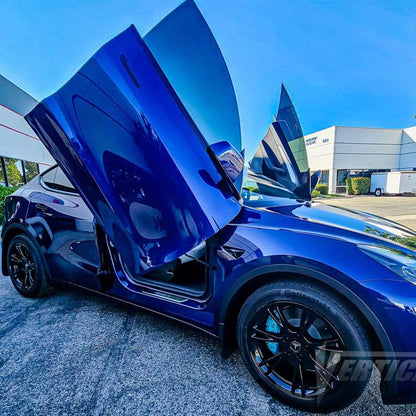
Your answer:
(1, 275), (416, 416)
(318, 195), (416, 230)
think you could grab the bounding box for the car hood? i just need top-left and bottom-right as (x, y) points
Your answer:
(241, 198), (416, 251)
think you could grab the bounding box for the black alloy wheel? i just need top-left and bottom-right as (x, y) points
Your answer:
(7, 234), (50, 297)
(237, 280), (371, 413)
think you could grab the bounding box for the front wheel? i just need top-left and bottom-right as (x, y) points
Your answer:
(237, 280), (371, 413)
(6, 234), (50, 298)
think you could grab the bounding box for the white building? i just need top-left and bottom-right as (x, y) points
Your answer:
(0, 75), (54, 187)
(305, 126), (416, 194)
(2, 73), (415, 195)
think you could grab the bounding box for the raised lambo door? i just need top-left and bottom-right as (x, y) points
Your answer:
(248, 85), (311, 200)
(25, 25), (241, 280)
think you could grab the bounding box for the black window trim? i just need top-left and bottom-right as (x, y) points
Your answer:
(39, 164), (79, 196)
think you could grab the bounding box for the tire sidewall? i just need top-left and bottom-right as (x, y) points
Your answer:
(6, 234), (47, 297)
(237, 280), (371, 412)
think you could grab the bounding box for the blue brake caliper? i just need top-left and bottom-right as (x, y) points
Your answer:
(265, 311), (280, 354)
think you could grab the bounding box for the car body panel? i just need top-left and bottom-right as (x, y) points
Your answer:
(2, 1), (416, 406)
(4, 167), (416, 405)
(25, 25), (241, 277)
(242, 196), (416, 250)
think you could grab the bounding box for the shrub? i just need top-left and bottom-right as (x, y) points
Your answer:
(349, 177), (370, 195)
(315, 184), (328, 195)
(346, 178), (353, 195)
(245, 186), (260, 193)
(0, 186), (20, 224)
(312, 189), (320, 198)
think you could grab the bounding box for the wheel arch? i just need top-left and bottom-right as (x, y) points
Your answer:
(1, 223), (48, 276)
(218, 264), (393, 361)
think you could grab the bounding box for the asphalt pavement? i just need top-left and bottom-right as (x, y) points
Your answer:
(1, 273), (416, 416)
(318, 195), (416, 231)
(1, 195), (415, 415)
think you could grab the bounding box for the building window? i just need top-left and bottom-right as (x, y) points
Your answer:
(319, 170), (329, 186)
(0, 158), (6, 186)
(337, 169), (348, 186)
(3, 158), (24, 186)
(348, 169), (363, 178)
(336, 169), (349, 194)
(23, 161), (39, 182)
(362, 169), (374, 178)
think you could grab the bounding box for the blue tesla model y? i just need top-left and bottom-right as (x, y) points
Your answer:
(3, 1), (416, 412)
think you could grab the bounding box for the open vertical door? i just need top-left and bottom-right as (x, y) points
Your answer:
(249, 85), (311, 200)
(26, 25), (241, 277)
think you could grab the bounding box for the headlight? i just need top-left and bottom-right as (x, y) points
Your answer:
(359, 244), (416, 284)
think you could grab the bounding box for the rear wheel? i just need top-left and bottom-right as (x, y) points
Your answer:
(237, 280), (371, 413)
(6, 234), (50, 298)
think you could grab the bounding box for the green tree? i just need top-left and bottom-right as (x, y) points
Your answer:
(4, 159), (23, 186)
(24, 162), (39, 181)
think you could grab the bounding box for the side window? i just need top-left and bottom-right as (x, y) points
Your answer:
(41, 166), (58, 187)
(41, 166), (77, 194)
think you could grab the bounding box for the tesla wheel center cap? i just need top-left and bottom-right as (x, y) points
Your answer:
(290, 340), (302, 353)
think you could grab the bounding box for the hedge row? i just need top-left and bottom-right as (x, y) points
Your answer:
(315, 184), (328, 195)
(0, 186), (20, 223)
(346, 177), (370, 195)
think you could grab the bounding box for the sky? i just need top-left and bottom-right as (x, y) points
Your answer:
(1, 0), (415, 158)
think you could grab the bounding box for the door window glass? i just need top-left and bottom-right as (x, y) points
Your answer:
(41, 166), (77, 193)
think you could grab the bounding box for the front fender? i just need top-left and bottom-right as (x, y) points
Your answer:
(217, 259), (393, 358)
(215, 222), (410, 404)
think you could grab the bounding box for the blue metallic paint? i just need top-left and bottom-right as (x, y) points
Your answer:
(25, 26), (241, 278)
(3, 183), (416, 403)
(2, 2), (416, 406)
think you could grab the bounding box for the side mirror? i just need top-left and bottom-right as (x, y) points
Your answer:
(208, 141), (245, 191)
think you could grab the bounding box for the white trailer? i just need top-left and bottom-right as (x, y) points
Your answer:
(370, 171), (416, 196)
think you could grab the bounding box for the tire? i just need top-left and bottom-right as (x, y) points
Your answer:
(375, 188), (382, 197)
(6, 234), (50, 298)
(237, 279), (371, 413)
